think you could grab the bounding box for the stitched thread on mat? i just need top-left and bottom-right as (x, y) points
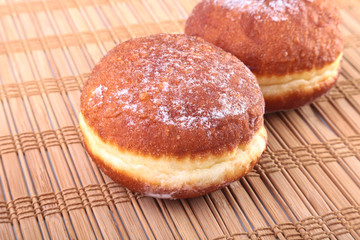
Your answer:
(36, 193), (60, 217)
(296, 216), (331, 239)
(0, 126), (83, 155)
(0, 201), (10, 223)
(322, 211), (351, 235)
(275, 223), (303, 240)
(0, 189), (359, 235)
(322, 81), (360, 101)
(0, 74), (87, 100)
(106, 182), (132, 204)
(247, 227), (274, 240)
(231, 209), (356, 240)
(0, 135), (16, 155)
(0, 0), (110, 17)
(7, 196), (35, 221)
(340, 207), (360, 230)
(256, 138), (360, 173)
(0, 21), (182, 55)
(0, 20), (184, 55)
(342, 136), (360, 158)
(257, 150), (282, 173)
(315, 78), (360, 103)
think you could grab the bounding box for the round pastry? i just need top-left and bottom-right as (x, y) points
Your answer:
(185, 0), (343, 112)
(79, 34), (267, 199)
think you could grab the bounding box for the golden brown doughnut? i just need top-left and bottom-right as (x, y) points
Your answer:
(185, 0), (343, 112)
(80, 34), (267, 199)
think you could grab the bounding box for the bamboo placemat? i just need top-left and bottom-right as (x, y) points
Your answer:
(0, 0), (359, 239)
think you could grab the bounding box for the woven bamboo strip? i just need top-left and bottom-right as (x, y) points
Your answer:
(183, 197), (225, 239)
(0, 5), (99, 240)
(0, 127), (296, 238)
(223, 187), (262, 240)
(177, 0), (198, 16)
(244, 176), (308, 240)
(265, 117), (358, 239)
(268, 111), (358, 204)
(0, 179), (354, 239)
(282, 109), (360, 197)
(27, 76), (96, 239)
(143, 0), (184, 34)
(0, 0), (111, 17)
(163, 200), (200, 239)
(208, 190), (249, 240)
(3, 67), (69, 240)
(341, 10), (360, 38)
(260, 122), (346, 238)
(228, 181), (277, 240)
(23, 8), (123, 240)
(239, 178), (285, 239)
(0, 151), (13, 240)
(282, 110), (360, 238)
(0, 106), (20, 240)
(203, 194), (235, 239)
(1, 0), (109, 236)
(0, 15), (49, 239)
(176, 199), (207, 239)
(0, 90), (44, 240)
(135, 197), (176, 239)
(244, 174), (303, 240)
(155, 199), (183, 239)
(308, 104), (360, 204)
(265, 111), (360, 238)
(1, 4), (80, 240)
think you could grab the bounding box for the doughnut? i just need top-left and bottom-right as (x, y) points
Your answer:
(185, 0), (343, 112)
(80, 34), (267, 199)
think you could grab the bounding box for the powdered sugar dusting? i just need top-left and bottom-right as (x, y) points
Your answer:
(89, 85), (107, 107)
(89, 34), (261, 130)
(212, 0), (306, 21)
